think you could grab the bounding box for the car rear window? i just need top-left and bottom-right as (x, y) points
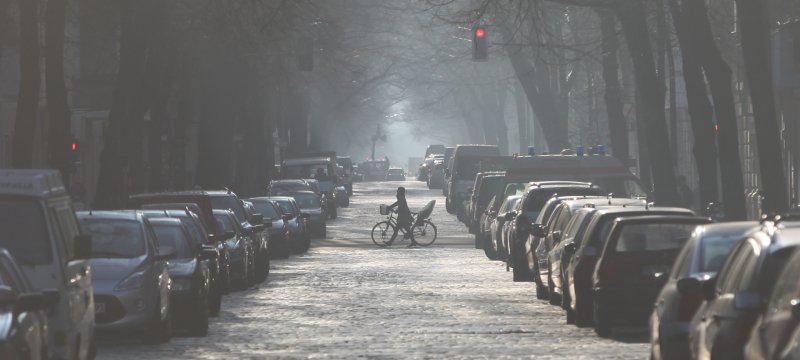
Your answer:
(252, 201), (280, 219)
(152, 225), (193, 259)
(0, 197), (52, 265)
(293, 194), (321, 209)
(523, 188), (602, 212)
(615, 223), (695, 252)
(698, 234), (741, 272)
(80, 219), (145, 258)
(210, 196), (246, 223)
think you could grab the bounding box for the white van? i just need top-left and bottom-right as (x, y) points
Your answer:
(0, 170), (95, 359)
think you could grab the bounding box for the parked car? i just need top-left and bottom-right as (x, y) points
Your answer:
(149, 218), (215, 337)
(0, 170), (96, 358)
(688, 220), (800, 360)
(564, 206), (695, 327)
(547, 207), (600, 311)
(248, 198), (293, 258)
(592, 215), (711, 337)
(285, 191), (327, 239)
(386, 168), (406, 181)
(427, 158), (447, 190)
(488, 195), (522, 260)
(77, 210), (172, 343)
(267, 179), (314, 196)
(335, 185), (350, 207)
(270, 197), (312, 251)
(444, 145), (500, 215)
(140, 209), (224, 316)
(213, 209), (255, 290)
(650, 222), (755, 360)
(467, 172), (505, 237)
(336, 156), (355, 195)
(745, 240), (800, 360)
(140, 203), (232, 297)
(509, 182), (606, 283)
(0, 248), (58, 360)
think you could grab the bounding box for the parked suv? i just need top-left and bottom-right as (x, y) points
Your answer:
(0, 170), (95, 358)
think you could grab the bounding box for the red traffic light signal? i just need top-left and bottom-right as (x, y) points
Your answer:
(475, 27), (485, 38)
(473, 25), (488, 61)
(71, 142), (78, 151)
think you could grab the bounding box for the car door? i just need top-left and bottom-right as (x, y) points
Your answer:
(537, 205), (565, 283)
(49, 198), (93, 357)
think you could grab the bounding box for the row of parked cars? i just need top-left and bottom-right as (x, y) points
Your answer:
(453, 163), (800, 359)
(0, 169), (342, 359)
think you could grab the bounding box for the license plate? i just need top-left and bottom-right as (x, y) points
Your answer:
(95, 302), (106, 314)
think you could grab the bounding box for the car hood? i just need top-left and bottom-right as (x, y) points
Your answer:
(168, 258), (197, 277)
(90, 257), (145, 281)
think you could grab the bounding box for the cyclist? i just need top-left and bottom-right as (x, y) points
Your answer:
(388, 186), (419, 247)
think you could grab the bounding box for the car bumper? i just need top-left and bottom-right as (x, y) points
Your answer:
(93, 280), (157, 332)
(594, 285), (659, 326)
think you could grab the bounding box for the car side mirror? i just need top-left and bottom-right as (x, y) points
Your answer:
(74, 234), (92, 260)
(16, 291), (58, 313)
(249, 213), (264, 225)
(564, 242), (577, 254)
(157, 246), (177, 260)
(531, 224), (547, 238)
(504, 212), (515, 221)
(792, 299), (800, 321)
(654, 272), (670, 288)
(677, 277), (702, 294)
(734, 291), (763, 311)
(552, 230), (562, 243)
(701, 276), (718, 301)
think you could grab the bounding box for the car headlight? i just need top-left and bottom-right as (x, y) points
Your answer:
(171, 277), (192, 292)
(115, 271), (145, 291)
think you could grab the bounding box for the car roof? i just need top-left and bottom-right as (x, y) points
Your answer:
(76, 210), (143, 221)
(147, 217), (184, 226)
(283, 157), (330, 165)
(559, 197), (646, 210)
(281, 191), (317, 196)
(592, 206), (694, 216)
(0, 169), (68, 198)
(212, 209), (235, 215)
(270, 179), (307, 184)
(694, 221), (759, 239)
(130, 189), (236, 198)
(611, 214), (710, 225)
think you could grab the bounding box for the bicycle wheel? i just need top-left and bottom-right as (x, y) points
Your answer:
(371, 221), (395, 247)
(412, 220), (438, 246)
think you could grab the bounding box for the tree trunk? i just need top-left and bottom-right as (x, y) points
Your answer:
(615, 2), (680, 205)
(12, 0), (40, 169)
(514, 82), (529, 153)
(45, 0), (71, 184)
(735, 0), (789, 214)
(598, 10), (629, 163)
(682, 0), (746, 220)
(667, 0), (720, 210)
(495, 82), (509, 155)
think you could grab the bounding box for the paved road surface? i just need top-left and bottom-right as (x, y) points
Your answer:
(97, 181), (649, 359)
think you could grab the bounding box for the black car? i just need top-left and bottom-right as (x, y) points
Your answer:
(247, 198), (292, 258)
(565, 206), (695, 327)
(213, 209), (255, 290)
(149, 218), (215, 337)
(207, 190), (270, 283)
(592, 215), (710, 337)
(269, 197), (312, 252)
(141, 209), (224, 316)
(0, 248), (58, 360)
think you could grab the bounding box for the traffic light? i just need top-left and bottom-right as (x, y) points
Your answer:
(70, 139), (80, 166)
(473, 25), (488, 61)
(298, 37), (313, 71)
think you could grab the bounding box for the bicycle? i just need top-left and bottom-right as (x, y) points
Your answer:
(371, 203), (437, 247)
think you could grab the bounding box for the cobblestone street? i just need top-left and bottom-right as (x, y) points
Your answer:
(97, 181), (649, 359)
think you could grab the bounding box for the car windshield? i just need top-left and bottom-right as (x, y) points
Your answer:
(214, 214), (236, 234)
(174, 216), (203, 246)
(590, 178), (648, 199)
(698, 234), (741, 272)
(252, 201), (280, 219)
(80, 219), (145, 258)
(153, 225), (194, 259)
(293, 194), (321, 209)
(523, 188), (602, 212)
(210, 196), (247, 223)
(388, 169), (403, 175)
(614, 223), (696, 252)
(0, 197), (53, 265)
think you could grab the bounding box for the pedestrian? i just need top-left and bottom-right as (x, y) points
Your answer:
(388, 186), (419, 247)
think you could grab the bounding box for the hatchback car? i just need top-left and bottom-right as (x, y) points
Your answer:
(213, 210), (254, 290)
(488, 195), (521, 260)
(77, 210), (173, 343)
(650, 222), (756, 360)
(150, 218), (215, 337)
(565, 206), (695, 327)
(689, 219), (800, 360)
(248, 198), (293, 258)
(270, 197), (312, 251)
(0, 248), (58, 360)
(592, 215), (711, 337)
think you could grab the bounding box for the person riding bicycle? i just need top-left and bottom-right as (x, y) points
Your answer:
(388, 186), (419, 247)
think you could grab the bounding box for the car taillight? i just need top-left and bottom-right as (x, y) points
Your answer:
(676, 293), (702, 322)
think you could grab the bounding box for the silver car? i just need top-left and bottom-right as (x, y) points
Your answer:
(77, 210), (174, 343)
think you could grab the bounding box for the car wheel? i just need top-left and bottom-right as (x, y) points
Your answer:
(548, 272), (561, 305)
(566, 307), (576, 324)
(330, 207), (338, 219)
(190, 295), (209, 337)
(483, 236), (497, 260)
(446, 197), (455, 214)
(474, 233), (483, 249)
(512, 250), (534, 282)
(593, 298), (611, 337)
(574, 293), (593, 327)
(536, 281), (548, 300)
(143, 301), (172, 344)
(209, 283), (222, 316)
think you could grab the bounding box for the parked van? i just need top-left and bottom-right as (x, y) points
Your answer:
(444, 145), (502, 215)
(0, 170), (95, 359)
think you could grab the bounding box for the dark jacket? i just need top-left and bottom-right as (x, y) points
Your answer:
(389, 195), (412, 225)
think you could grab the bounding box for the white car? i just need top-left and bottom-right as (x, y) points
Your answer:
(0, 170), (95, 359)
